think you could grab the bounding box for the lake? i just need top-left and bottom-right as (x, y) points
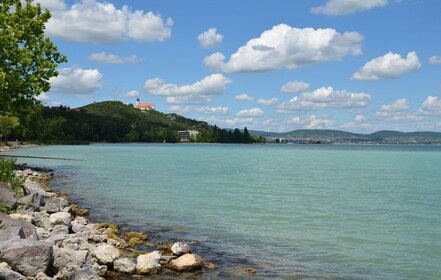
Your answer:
(7, 144), (441, 279)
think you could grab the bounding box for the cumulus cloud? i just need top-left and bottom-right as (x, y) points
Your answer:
(236, 108), (264, 117)
(281, 81), (310, 93)
(144, 74), (231, 105)
(290, 115), (334, 129)
(38, 0), (66, 11)
(418, 96), (441, 116)
(49, 66), (103, 96)
(257, 98), (278, 106)
(45, 0), (173, 43)
(122, 90), (139, 98)
(354, 115), (366, 122)
(89, 52), (142, 64)
(204, 24), (362, 73)
(36, 92), (50, 101)
(311, 0), (388, 15)
(206, 117), (254, 128)
(198, 28), (223, 49)
(429, 56), (441, 64)
(234, 93), (255, 101)
(375, 98), (422, 121)
(352, 51), (421, 80)
(279, 86), (371, 111)
(196, 106), (229, 115)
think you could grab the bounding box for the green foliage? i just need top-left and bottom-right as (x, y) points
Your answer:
(0, 0), (67, 114)
(0, 158), (24, 196)
(0, 115), (20, 139)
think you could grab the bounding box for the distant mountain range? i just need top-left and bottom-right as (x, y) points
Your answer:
(249, 129), (441, 144)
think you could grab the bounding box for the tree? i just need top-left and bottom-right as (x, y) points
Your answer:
(0, 0), (67, 114)
(243, 127), (252, 143)
(0, 115), (20, 141)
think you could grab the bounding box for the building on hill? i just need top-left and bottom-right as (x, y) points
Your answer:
(178, 130), (199, 142)
(135, 98), (155, 111)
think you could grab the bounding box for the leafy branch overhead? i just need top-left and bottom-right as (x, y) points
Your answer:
(0, 0), (67, 113)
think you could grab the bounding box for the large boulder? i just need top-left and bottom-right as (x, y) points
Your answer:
(114, 258), (136, 274)
(169, 254), (204, 272)
(0, 212), (37, 242)
(171, 242), (191, 256)
(0, 239), (53, 277)
(136, 251), (162, 274)
(0, 267), (25, 280)
(93, 244), (120, 266)
(49, 212), (71, 227)
(0, 183), (18, 210)
(68, 267), (100, 280)
(52, 246), (91, 274)
(43, 197), (69, 214)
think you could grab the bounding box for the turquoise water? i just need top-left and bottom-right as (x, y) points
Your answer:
(7, 144), (441, 279)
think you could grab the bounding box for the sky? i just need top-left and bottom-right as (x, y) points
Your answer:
(34, 0), (441, 133)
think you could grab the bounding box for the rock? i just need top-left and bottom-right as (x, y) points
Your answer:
(171, 241), (192, 256)
(205, 262), (216, 270)
(31, 191), (48, 207)
(124, 231), (147, 245)
(0, 183), (18, 210)
(44, 224), (69, 245)
(0, 267), (26, 280)
(0, 212), (37, 242)
(49, 212), (71, 227)
(93, 244), (120, 265)
(0, 239), (53, 277)
(62, 234), (92, 251)
(34, 272), (53, 280)
(44, 197), (69, 214)
(136, 251), (162, 274)
(32, 212), (51, 229)
(18, 193), (33, 205)
(228, 267), (257, 276)
(169, 254), (204, 272)
(114, 258), (136, 274)
(71, 217), (88, 233)
(52, 246), (91, 274)
(22, 169), (34, 176)
(67, 267), (100, 280)
(8, 213), (33, 223)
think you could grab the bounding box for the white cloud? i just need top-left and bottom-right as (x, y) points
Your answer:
(281, 81), (310, 93)
(166, 96), (212, 105)
(279, 86), (371, 111)
(429, 56), (441, 64)
(45, 0), (173, 43)
(311, 0), (388, 15)
(122, 90), (139, 98)
(196, 106), (229, 115)
(168, 105), (191, 114)
(418, 96), (441, 116)
(89, 52), (142, 64)
(304, 115), (334, 129)
(375, 98), (422, 121)
(352, 51), (421, 80)
(144, 74), (231, 97)
(257, 98), (278, 106)
(290, 117), (302, 124)
(236, 108), (264, 117)
(49, 66), (103, 95)
(38, 0), (66, 11)
(206, 117), (254, 128)
(204, 24), (362, 73)
(234, 93), (255, 101)
(36, 92), (50, 101)
(354, 115), (366, 122)
(198, 28), (223, 49)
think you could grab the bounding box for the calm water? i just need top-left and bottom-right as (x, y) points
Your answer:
(7, 144), (441, 279)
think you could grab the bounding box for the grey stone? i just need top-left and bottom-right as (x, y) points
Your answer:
(136, 251), (162, 274)
(0, 267), (26, 280)
(35, 272), (54, 280)
(169, 253), (204, 272)
(0, 212), (37, 242)
(52, 246), (91, 274)
(114, 258), (136, 274)
(0, 183), (18, 210)
(32, 212), (51, 229)
(68, 267), (100, 280)
(49, 212), (71, 227)
(171, 241), (192, 256)
(61, 234), (92, 251)
(93, 244), (120, 265)
(44, 197), (69, 214)
(0, 239), (53, 277)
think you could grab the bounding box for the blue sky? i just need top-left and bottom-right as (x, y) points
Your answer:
(36, 0), (441, 133)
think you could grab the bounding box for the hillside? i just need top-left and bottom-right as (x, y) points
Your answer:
(15, 101), (261, 144)
(252, 129), (441, 144)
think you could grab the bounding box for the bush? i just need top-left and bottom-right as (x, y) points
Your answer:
(0, 157), (24, 197)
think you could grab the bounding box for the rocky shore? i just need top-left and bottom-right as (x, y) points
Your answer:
(0, 165), (208, 279)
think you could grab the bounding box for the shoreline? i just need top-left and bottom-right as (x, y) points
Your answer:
(0, 145), (258, 279)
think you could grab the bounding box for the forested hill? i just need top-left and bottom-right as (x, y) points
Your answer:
(13, 101), (263, 144)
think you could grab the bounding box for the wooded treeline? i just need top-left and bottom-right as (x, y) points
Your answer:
(3, 101), (265, 144)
